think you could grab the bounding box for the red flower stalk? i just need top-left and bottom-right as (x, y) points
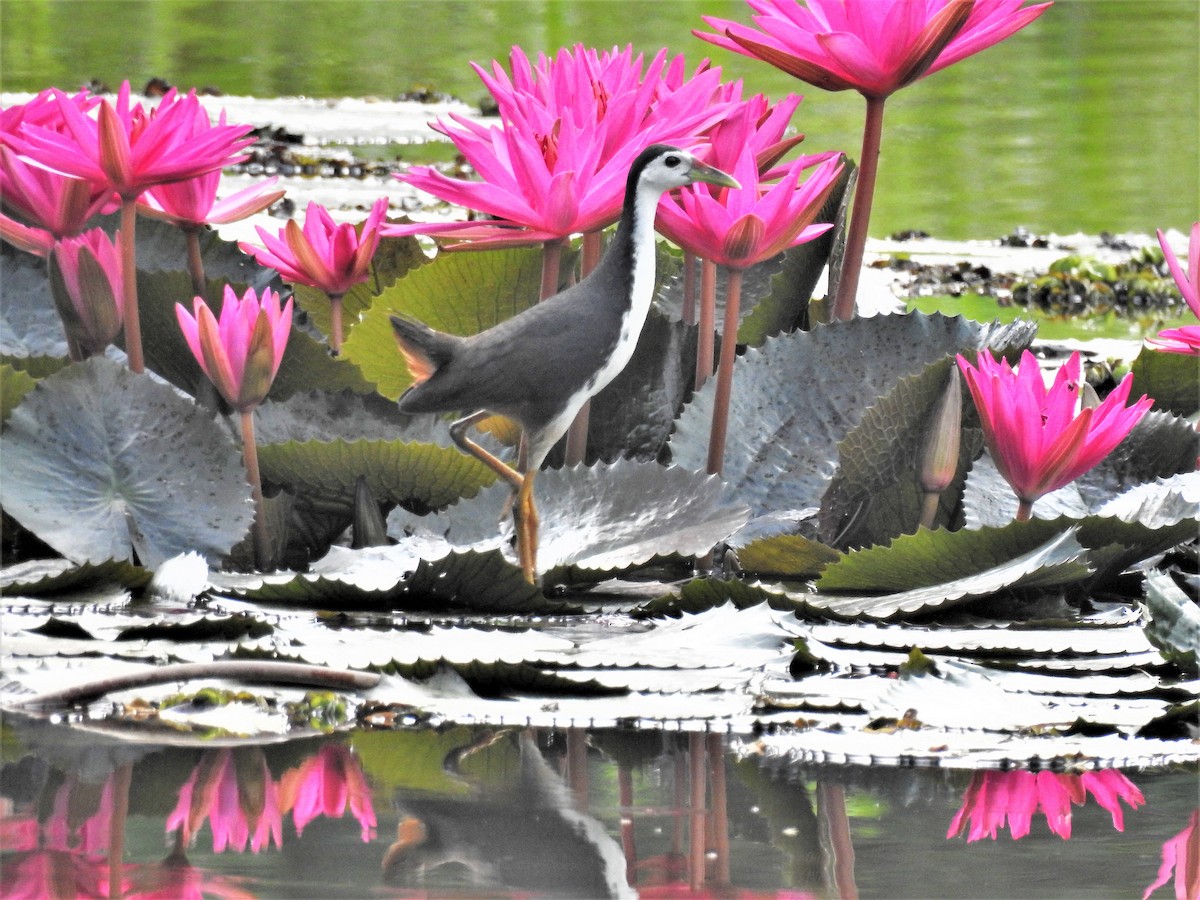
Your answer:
(241, 197), (386, 354)
(696, 0), (1051, 320)
(177, 285), (292, 569)
(956, 349), (1152, 520)
(1148, 223), (1200, 355)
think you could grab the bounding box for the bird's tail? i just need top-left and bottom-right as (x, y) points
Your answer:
(390, 314), (458, 385)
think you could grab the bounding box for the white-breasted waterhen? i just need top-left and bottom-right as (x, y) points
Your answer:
(391, 144), (739, 583)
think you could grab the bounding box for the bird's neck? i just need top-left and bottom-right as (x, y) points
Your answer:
(597, 181), (666, 320)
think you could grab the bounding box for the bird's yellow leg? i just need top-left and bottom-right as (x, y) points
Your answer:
(449, 411), (523, 491)
(449, 412), (538, 583)
(513, 469), (539, 584)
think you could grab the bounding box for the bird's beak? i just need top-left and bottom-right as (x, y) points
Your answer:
(688, 160), (740, 190)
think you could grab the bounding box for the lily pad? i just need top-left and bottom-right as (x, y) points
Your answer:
(257, 438), (498, 510)
(1, 363), (37, 425)
(1130, 343), (1200, 417)
(0, 558), (151, 597)
(818, 358), (983, 547)
(0, 357), (253, 568)
(1141, 568), (1200, 671)
(389, 460), (749, 582)
(341, 245), (545, 399)
(810, 523), (1091, 620)
(669, 312), (1036, 518)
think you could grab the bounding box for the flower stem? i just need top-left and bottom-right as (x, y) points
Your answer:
(540, 237), (565, 301)
(832, 94), (887, 322)
(707, 267), (743, 475)
(919, 491), (941, 530)
(682, 250), (697, 325)
(108, 763), (133, 900)
(329, 292), (344, 355)
(1015, 498), (1034, 521)
(184, 227), (207, 295)
(120, 198), (144, 372)
(695, 259), (718, 392)
(240, 409), (271, 570)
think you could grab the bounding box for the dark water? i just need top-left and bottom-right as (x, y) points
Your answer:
(2, 0), (1197, 238)
(2, 717), (1195, 898)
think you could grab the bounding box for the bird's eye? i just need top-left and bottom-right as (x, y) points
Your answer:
(664, 155), (681, 168)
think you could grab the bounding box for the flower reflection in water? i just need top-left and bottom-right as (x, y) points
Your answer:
(279, 743), (377, 842)
(947, 769), (1146, 842)
(167, 747), (283, 854)
(1144, 808), (1200, 900)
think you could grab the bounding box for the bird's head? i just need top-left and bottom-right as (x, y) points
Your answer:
(635, 144), (740, 194)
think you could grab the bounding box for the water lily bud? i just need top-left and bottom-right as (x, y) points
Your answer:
(48, 228), (124, 358)
(1079, 380), (1101, 410)
(919, 369), (962, 494)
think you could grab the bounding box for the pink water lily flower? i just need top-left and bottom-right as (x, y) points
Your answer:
(10, 80), (254, 199)
(49, 227), (124, 358)
(1148, 223), (1200, 355)
(947, 769), (1145, 842)
(0, 147), (113, 247)
(241, 197), (386, 353)
(176, 285), (292, 413)
(697, 0), (1052, 100)
(242, 198), (386, 298)
(140, 172), (284, 230)
(657, 145), (842, 269)
(385, 44), (731, 248)
(956, 350), (1153, 520)
(697, 0), (1051, 322)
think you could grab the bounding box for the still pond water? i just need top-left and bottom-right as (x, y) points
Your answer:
(3, 718), (1196, 898)
(2, 0), (1197, 238)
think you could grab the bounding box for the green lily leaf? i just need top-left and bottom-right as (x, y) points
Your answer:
(732, 533), (841, 578)
(258, 438), (497, 510)
(341, 246), (545, 400)
(633, 577), (795, 618)
(0, 557), (151, 597)
(251, 390), (436, 445)
(669, 311), (1036, 518)
(582, 307), (698, 463)
(214, 543), (553, 613)
(811, 521), (1091, 619)
(818, 358), (983, 547)
(1130, 343), (1200, 417)
(0, 358), (253, 568)
(390, 460), (749, 583)
(1, 363), (37, 426)
(1141, 568), (1200, 671)
(290, 233), (427, 344)
(1, 245), (71, 375)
